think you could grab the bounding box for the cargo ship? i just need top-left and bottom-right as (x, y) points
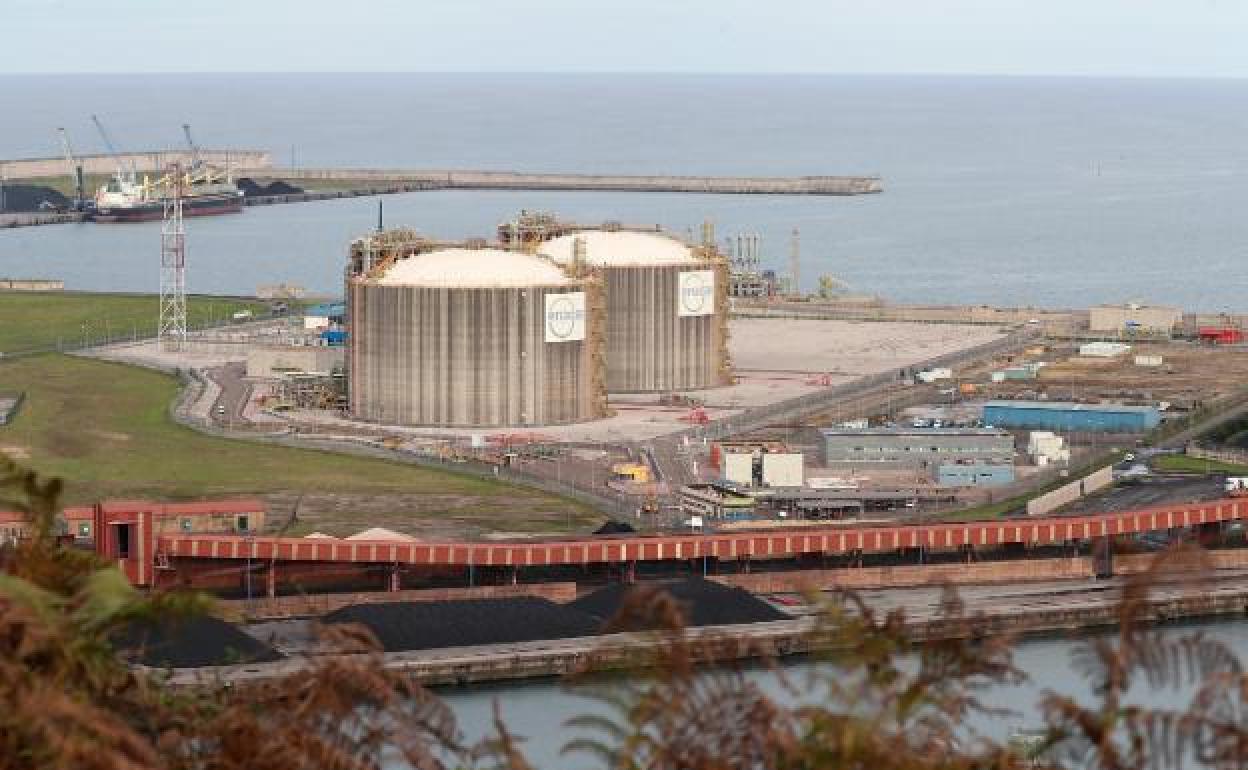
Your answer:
(93, 166), (243, 223)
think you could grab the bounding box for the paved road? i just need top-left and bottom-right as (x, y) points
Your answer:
(1058, 475), (1226, 517)
(1160, 396), (1248, 449)
(208, 363), (251, 427)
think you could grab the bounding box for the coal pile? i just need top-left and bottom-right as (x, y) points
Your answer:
(114, 615), (284, 668)
(324, 597), (601, 652)
(235, 177), (304, 197)
(568, 578), (790, 629)
(0, 184), (69, 213)
(593, 520), (637, 535)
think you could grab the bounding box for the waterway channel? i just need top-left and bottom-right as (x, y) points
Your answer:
(434, 615), (1248, 769)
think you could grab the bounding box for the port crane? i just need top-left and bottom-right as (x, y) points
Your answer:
(181, 123), (203, 171)
(56, 127), (90, 212)
(91, 114), (136, 185)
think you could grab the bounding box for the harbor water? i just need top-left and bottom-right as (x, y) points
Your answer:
(3, 73), (1248, 309)
(438, 616), (1248, 769)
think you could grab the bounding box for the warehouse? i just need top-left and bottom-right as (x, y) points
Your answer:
(821, 428), (1014, 469)
(982, 401), (1161, 432)
(1088, 303), (1181, 335)
(346, 231), (608, 427)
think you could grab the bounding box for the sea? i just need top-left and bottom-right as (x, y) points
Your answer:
(3, 73), (1248, 309)
(4, 73), (1248, 765)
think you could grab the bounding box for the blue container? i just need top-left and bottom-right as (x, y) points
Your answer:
(983, 400), (1160, 432)
(320, 329), (347, 346)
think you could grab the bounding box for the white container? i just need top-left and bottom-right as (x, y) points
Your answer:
(1079, 341), (1131, 358)
(1134, 355), (1163, 367)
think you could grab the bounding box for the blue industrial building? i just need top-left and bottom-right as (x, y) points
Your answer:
(305, 302), (346, 324)
(936, 463), (1015, 487)
(982, 400), (1160, 433)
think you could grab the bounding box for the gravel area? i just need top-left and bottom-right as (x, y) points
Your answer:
(568, 578), (790, 628)
(324, 598), (602, 651)
(114, 616), (284, 668)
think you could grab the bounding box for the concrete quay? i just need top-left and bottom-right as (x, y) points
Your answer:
(0, 211), (86, 228)
(160, 566), (1248, 689)
(246, 167), (884, 196)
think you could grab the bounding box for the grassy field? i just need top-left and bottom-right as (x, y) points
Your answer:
(0, 355), (598, 536)
(0, 292), (269, 354)
(1153, 454), (1248, 475)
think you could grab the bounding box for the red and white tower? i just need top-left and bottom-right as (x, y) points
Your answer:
(159, 163), (187, 350)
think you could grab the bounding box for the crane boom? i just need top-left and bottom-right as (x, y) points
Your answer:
(181, 123), (203, 169)
(91, 114), (135, 182)
(56, 127), (87, 209)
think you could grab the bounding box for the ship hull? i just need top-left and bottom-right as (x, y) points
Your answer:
(93, 192), (243, 223)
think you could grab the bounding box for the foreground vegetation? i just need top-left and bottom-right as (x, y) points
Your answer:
(1154, 453), (1248, 475)
(0, 291), (268, 354)
(2, 453), (1247, 769)
(0, 355), (593, 531)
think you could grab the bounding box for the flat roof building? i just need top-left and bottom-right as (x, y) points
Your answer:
(983, 401), (1161, 433)
(1088, 304), (1181, 335)
(821, 428), (1014, 469)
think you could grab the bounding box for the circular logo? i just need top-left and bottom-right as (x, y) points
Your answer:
(547, 295), (578, 339)
(680, 272), (711, 314)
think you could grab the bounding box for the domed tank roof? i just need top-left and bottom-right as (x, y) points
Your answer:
(539, 230), (697, 267)
(375, 248), (573, 288)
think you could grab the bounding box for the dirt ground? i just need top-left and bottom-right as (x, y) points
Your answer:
(261, 491), (605, 540)
(982, 341), (1248, 408)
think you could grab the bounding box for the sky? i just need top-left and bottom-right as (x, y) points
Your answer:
(4, 0), (1248, 77)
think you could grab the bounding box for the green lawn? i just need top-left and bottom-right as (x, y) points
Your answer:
(0, 355), (596, 534)
(1153, 454), (1248, 475)
(0, 292), (268, 354)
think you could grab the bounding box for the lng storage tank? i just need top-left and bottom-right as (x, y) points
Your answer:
(346, 231), (607, 427)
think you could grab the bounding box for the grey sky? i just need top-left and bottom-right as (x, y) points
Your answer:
(5, 0), (1248, 77)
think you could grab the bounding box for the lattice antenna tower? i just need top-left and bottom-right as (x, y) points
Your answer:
(789, 227), (801, 297)
(159, 162), (187, 350)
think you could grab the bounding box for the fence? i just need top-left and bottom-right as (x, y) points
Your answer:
(1025, 464), (1114, 516)
(160, 327), (1038, 522)
(1187, 445), (1248, 466)
(671, 328), (1036, 446)
(169, 369), (635, 518)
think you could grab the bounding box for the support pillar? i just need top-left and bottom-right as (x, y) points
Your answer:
(1093, 536), (1113, 580)
(388, 565), (401, 592)
(266, 564), (276, 599)
(625, 560), (636, 584)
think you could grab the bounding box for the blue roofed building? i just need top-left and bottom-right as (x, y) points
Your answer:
(982, 400), (1160, 433)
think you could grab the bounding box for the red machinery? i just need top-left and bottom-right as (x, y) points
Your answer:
(680, 406), (710, 425)
(1199, 327), (1244, 345)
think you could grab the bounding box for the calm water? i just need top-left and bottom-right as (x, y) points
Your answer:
(3, 73), (1248, 308)
(440, 617), (1248, 769)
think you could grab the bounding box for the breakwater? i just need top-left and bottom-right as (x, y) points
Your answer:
(246, 168), (883, 196)
(1, 150), (271, 179)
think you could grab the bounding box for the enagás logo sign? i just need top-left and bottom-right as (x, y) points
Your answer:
(544, 291), (587, 342)
(678, 270), (715, 317)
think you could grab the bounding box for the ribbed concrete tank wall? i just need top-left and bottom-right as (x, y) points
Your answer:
(539, 230), (731, 393)
(348, 247), (604, 427)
